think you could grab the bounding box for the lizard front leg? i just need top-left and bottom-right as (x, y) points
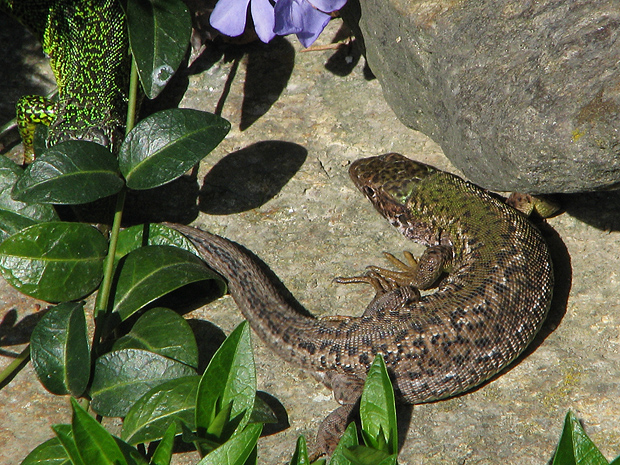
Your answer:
(15, 95), (57, 164)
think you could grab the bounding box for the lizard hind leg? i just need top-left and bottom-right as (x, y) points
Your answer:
(313, 372), (365, 457)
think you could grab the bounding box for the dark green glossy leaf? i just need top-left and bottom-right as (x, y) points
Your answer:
(122, 375), (199, 445)
(12, 140), (123, 205)
(119, 109), (230, 190)
(111, 244), (224, 324)
(125, 0), (191, 99)
(114, 223), (199, 267)
(20, 436), (70, 465)
(112, 307), (198, 369)
(70, 398), (128, 465)
(0, 222), (107, 301)
(90, 348), (196, 417)
(150, 422), (177, 465)
(290, 436), (310, 465)
(195, 424), (262, 465)
(30, 302), (90, 396)
(195, 322), (256, 450)
(0, 155), (58, 242)
(359, 356), (398, 455)
(52, 424), (85, 465)
(552, 411), (609, 465)
(329, 422), (358, 465)
(342, 446), (394, 465)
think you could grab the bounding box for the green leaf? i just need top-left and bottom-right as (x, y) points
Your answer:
(122, 375), (199, 445)
(112, 307), (198, 369)
(150, 422), (177, 465)
(552, 411), (609, 465)
(30, 302), (90, 396)
(53, 424), (85, 465)
(12, 140), (123, 205)
(70, 398), (128, 465)
(90, 348), (196, 417)
(342, 446), (395, 465)
(20, 436), (70, 465)
(115, 223), (201, 266)
(110, 245), (224, 326)
(195, 322), (256, 452)
(329, 422), (359, 465)
(125, 0), (191, 99)
(0, 222), (107, 301)
(119, 109), (230, 190)
(195, 424), (262, 465)
(359, 356), (398, 455)
(0, 155), (58, 242)
(290, 436), (310, 465)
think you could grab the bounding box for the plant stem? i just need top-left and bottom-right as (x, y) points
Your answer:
(92, 58), (140, 351)
(0, 345), (30, 388)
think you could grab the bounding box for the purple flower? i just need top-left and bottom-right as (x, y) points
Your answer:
(274, 0), (347, 47)
(210, 0), (276, 43)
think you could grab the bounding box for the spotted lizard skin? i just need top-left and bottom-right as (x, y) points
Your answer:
(167, 152), (553, 448)
(1, 0), (129, 162)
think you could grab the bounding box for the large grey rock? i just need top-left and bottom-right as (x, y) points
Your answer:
(345, 0), (620, 193)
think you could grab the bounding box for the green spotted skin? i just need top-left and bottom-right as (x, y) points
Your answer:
(1, 0), (129, 162)
(168, 152), (553, 406)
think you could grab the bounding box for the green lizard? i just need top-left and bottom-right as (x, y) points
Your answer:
(1, 0), (129, 163)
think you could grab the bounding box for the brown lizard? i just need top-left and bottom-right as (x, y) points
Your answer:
(167, 152), (554, 454)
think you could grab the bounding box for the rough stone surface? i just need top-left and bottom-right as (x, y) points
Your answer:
(347, 0), (620, 194)
(2, 14), (620, 465)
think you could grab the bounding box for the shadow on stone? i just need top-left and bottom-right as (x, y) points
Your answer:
(560, 190), (620, 232)
(199, 140), (307, 215)
(0, 308), (46, 351)
(240, 37), (295, 131)
(256, 390), (290, 437)
(186, 318), (227, 373)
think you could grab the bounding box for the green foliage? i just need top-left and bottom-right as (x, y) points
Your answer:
(0, 154), (58, 241)
(112, 307), (199, 369)
(194, 322), (256, 455)
(29, 302), (90, 396)
(0, 222), (107, 301)
(109, 245), (223, 324)
(122, 375), (200, 445)
(90, 348), (197, 417)
(552, 411), (618, 465)
(12, 141), (123, 204)
(124, 0), (192, 99)
(119, 109), (230, 190)
(358, 357), (398, 456)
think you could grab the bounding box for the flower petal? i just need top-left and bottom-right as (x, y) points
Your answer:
(275, 0), (332, 47)
(251, 0), (276, 42)
(295, 7), (330, 47)
(210, 0), (251, 37)
(309, 0), (347, 13)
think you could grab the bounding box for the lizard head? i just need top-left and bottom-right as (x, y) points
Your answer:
(349, 153), (435, 207)
(348, 153), (442, 244)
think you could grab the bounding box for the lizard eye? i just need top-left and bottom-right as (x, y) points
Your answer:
(362, 186), (376, 198)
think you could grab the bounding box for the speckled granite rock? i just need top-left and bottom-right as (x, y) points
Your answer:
(345, 0), (620, 193)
